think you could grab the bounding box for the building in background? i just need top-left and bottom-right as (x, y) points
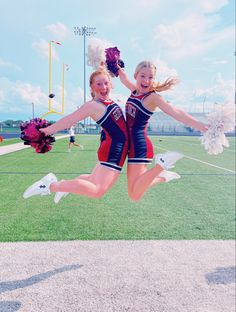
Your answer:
(148, 112), (207, 136)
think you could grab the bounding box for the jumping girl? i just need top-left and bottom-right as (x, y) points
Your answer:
(118, 61), (208, 201)
(23, 69), (128, 203)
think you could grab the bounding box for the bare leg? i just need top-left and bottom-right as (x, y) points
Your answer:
(76, 165), (97, 181)
(127, 164), (165, 201)
(50, 164), (119, 198)
(73, 142), (83, 148)
(76, 174), (90, 180)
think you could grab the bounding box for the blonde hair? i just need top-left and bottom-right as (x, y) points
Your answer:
(89, 68), (111, 98)
(134, 61), (179, 92)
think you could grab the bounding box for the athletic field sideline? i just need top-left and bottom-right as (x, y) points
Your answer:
(0, 135), (235, 241)
(0, 134), (69, 155)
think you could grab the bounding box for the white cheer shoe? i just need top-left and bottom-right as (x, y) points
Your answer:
(23, 173), (57, 199)
(155, 151), (184, 170)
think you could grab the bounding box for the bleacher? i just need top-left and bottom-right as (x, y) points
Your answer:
(148, 111), (207, 135)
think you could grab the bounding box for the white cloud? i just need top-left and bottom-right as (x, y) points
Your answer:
(67, 87), (85, 111)
(195, 73), (234, 104)
(202, 57), (228, 65)
(184, 0), (229, 14)
(9, 106), (23, 113)
(0, 90), (5, 101)
(203, 25), (235, 53)
(157, 72), (234, 113)
(32, 22), (70, 60)
(52, 84), (84, 114)
(0, 78), (39, 115)
(45, 22), (72, 41)
(129, 37), (144, 55)
(0, 77), (15, 101)
(212, 60), (228, 65)
(32, 39), (59, 60)
(0, 58), (22, 71)
(13, 82), (48, 107)
(32, 39), (50, 59)
(154, 59), (179, 81)
(0, 75), (83, 118)
(132, 0), (163, 9)
(153, 10), (234, 59)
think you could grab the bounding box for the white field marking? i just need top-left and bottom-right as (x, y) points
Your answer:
(157, 146), (236, 174)
(222, 148), (236, 152)
(160, 136), (236, 152)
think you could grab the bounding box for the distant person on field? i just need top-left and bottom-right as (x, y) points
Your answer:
(68, 126), (83, 152)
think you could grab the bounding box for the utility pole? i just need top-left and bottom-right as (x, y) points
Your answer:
(74, 26), (97, 131)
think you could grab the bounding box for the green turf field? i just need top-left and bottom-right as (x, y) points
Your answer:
(0, 135), (235, 241)
(0, 138), (21, 146)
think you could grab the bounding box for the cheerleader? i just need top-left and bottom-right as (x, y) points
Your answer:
(118, 61), (208, 201)
(23, 69), (128, 203)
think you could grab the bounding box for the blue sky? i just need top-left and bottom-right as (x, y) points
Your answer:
(0, 0), (235, 121)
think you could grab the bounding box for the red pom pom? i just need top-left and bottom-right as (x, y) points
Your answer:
(105, 47), (125, 77)
(23, 123), (42, 142)
(20, 118), (55, 153)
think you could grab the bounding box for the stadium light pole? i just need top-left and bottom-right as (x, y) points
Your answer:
(74, 26), (97, 131)
(234, 51), (236, 104)
(32, 102), (35, 119)
(202, 94), (206, 114)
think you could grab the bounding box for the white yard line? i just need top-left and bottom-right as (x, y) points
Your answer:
(157, 146), (236, 174)
(162, 136), (236, 152)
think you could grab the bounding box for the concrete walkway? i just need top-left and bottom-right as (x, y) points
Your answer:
(0, 135), (69, 156)
(0, 240), (235, 312)
(0, 142), (30, 155)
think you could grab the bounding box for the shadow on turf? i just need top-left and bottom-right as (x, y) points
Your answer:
(205, 266), (236, 284)
(0, 264), (82, 293)
(0, 301), (21, 312)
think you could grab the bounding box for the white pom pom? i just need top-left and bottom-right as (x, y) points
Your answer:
(200, 104), (235, 155)
(87, 38), (112, 70)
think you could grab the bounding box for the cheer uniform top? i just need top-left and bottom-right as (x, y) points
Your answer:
(125, 91), (154, 164)
(96, 99), (128, 172)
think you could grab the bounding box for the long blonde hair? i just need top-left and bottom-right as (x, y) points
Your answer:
(89, 68), (111, 98)
(134, 61), (179, 92)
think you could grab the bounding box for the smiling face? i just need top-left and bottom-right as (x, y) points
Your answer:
(90, 71), (112, 100)
(134, 62), (156, 95)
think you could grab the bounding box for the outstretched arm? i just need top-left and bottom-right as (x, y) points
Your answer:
(118, 67), (136, 92)
(40, 102), (92, 136)
(155, 95), (208, 132)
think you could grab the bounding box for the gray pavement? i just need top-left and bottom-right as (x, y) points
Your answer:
(0, 142), (30, 155)
(0, 240), (235, 312)
(0, 135), (69, 156)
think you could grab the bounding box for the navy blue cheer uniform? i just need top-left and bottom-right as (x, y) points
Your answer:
(125, 91), (154, 164)
(96, 99), (128, 172)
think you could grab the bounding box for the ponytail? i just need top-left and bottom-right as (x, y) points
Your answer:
(151, 77), (180, 92)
